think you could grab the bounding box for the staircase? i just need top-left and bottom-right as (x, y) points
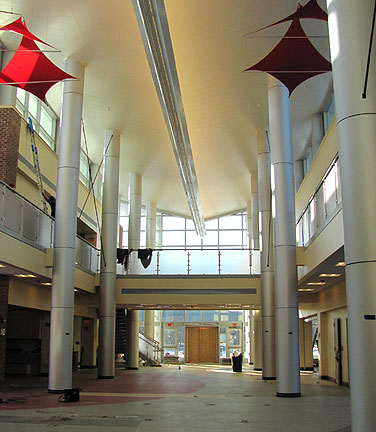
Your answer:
(115, 309), (162, 367)
(115, 309), (127, 358)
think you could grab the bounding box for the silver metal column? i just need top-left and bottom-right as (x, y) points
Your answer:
(126, 310), (140, 369)
(126, 172), (141, 369)
(311, 113), (324, 155)
(144, 201), (156, 340)
(268, 75), (300, 397)
(250, 171), (259, 250)
(128, 172), (142, 249)
(253, 310), (262, 371)
(144, 310), (154, 339)
(0, 51), (16, 105)
(327, 0), (376, 429)
(48, 59), (85, 392)
(257, 129), (276, 380)
(98, 130), (120, 379)
(146, 201), (156, 249)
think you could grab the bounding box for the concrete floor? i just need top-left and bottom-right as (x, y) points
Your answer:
(0, 364), (350, 431)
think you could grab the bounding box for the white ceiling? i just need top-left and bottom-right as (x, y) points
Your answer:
(0, 0), (332, 220)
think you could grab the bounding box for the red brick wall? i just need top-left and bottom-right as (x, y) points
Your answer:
(0, 108), (21, 188)
(0, 275), (9, 383)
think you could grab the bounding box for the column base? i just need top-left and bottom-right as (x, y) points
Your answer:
(276, 392), (301, 398)
(98, 375), (114, 379)
(263, 376), (276, 380)
(48, 389), (64, 394)
(126, 367), (139, 370)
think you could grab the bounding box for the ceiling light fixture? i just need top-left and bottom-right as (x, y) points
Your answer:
(133, 0), (206, 237)
(319, 273), (341, 277)
(298, 288), (315, 292)
(335, 262), (346, 267)
(307, 281), (326, 286)
(14, 274), (36, 278)
(0, 264), (5, 268)
(41, 282), (52, 286)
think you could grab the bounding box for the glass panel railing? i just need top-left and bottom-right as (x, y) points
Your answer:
(119, 248), (259, 276)
(190, 250), (218, 274)
(0, 181), (98, 273)
(220, 249), (250, 274)
(296, 155), (342, 247)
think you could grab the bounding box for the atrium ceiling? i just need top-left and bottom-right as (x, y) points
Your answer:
(0, 0), (331, 220)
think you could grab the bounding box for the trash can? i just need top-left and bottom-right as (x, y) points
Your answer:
(232, 353), (243, 372)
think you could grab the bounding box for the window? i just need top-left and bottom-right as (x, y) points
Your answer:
(164, 329), (176, 346)
(323, 92), (335, 133)
(79, 149), (90, 188)
(16, 88), (58, 150)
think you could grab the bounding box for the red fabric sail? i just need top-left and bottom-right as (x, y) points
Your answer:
(0, 36), (75, 102)
(247, 0), (327, 35)
(0, 16), (55, 48)
(244, 19), (332, 95)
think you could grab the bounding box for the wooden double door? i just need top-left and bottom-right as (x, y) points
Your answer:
(186, 326), (218, 363)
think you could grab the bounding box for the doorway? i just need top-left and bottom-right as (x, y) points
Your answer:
(186, 327), (218, 363)
(334, 318), (343, 385)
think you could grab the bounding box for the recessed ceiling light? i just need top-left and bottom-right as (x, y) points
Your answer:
(15, 274), (36, 278)
(0, 264), (5, 268)
(307, 281), (326, 286)
(41, 282), (52, 286)
(299, 288), (315, 292)
(335, 262), (345, 267)
(74, 289), (79, 292)
(319, 273), (341, 277)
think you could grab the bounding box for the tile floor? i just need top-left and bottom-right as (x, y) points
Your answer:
(0, 364), (351, 431)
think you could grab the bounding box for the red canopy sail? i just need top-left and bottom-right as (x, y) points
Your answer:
(244, 19), (332, 95)
(0, 36), (75, 102)
(246, 0), (327, 36)
(0, 16), (55, 48)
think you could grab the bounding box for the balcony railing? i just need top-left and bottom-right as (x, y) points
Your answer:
(0, 180), (99, 274)
(117, 248), (260, 276)
(296, 154), (342, 247)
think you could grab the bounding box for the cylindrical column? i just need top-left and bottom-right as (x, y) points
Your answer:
(327, 1), (376, 429)
(268, 75), (300, 397)
(144, 310), (154, 339)
(295, 159), (304, 191)
(257, 129), (276, 380)
(146, 201), (156, 249)
(98, 130), (120, 379)
(48, 59), (85, 393)
(126, 310), (140, 369)
(248, 310), (254, 364)
(128, 172), (142, 249)
(126, 173), (142, 368)
(311, 113), (324, 155)
(0, 51), (16, 105)
(253, 310), (262, 370)
(250, 171), (259, 250)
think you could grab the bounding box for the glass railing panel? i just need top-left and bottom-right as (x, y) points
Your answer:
(159, 250), (187, 275)
(127, 251), (157, 275)
(38, 212), (53, 248)
(90, 246), (99, 273)
(82, 241), (92, 270)
(220, 249), (250, 274)
(22, 204), (40, 242)
(75, 237), (83, 267)
(251, 250), (261, 274)
(3, 187), (22, 233)
(189, 250), (218, 274)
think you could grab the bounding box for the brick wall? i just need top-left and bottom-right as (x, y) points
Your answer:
(0, 275), (9, 383)
(0, 108), (21, 188)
